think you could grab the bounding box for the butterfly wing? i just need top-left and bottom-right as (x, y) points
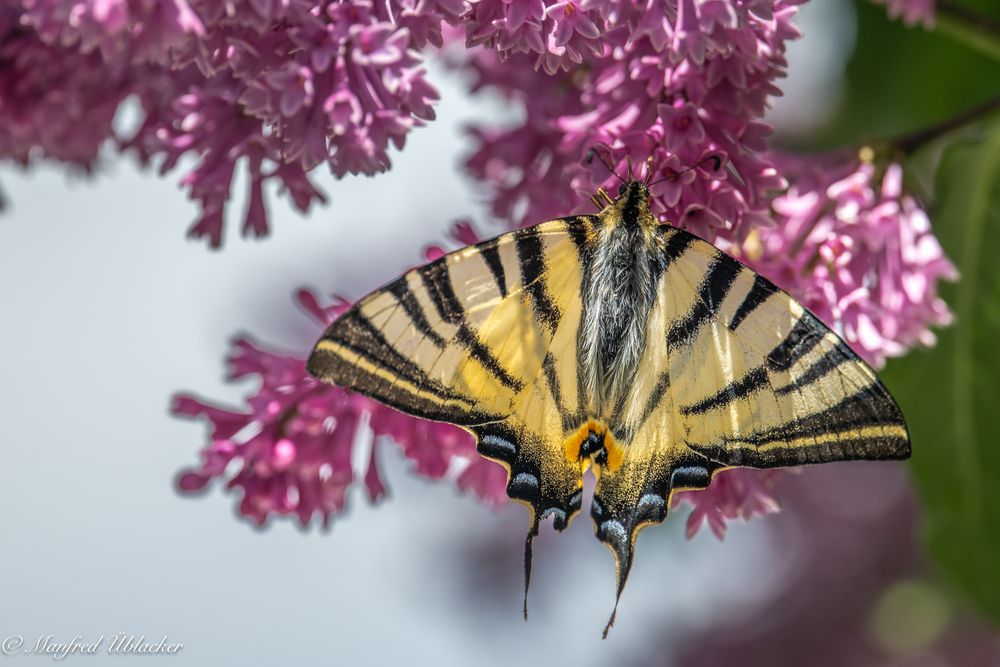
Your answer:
(592, 224), (910, 633)
(308, 216), (599, 541)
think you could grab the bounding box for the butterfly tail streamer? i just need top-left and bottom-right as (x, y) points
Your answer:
(593, 500), (645, 639)
(522, 515), (540, 620)
(601, 544), (635, 639)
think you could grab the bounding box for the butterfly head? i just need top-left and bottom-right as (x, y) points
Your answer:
(605, 180), (655, 230)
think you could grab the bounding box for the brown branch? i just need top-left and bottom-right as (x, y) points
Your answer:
(892, 94), (1000, 155)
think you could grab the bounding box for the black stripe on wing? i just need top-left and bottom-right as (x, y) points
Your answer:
(660, 227), (695, 265)
(567, 215), (598, 269)
(765, 312), (827, 372)
(728, 274), (778, 331)
(417, 257), (525, 393)
(688, 384), (909, 467)
(477, 237), (509, 299)
(680, 367), (769, 416)
(515, 226), (562, 333)
(666, 253), (743, 348)
(386, 280), (446, 348)
(775, 343), (855, 396)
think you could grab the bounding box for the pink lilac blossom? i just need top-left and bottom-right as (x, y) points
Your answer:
(174, 288), (507, 525)
(0, 5), (131, 170)
(11, 0), (451, 244)
(874, 0), (935, 28)
(461, 1), (795, 241)
(754, 154), (956, 368)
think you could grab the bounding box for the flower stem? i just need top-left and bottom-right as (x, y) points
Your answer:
(892, 94), (1000, 155)
(935, 1), (1000, 62)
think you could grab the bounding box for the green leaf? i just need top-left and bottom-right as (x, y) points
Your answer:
(802, 2), (1000, 152)
(881, 119), (1000, 623)
(936, 1), (1000, 64)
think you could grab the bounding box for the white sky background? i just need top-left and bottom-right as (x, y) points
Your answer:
(0, 3), (852, 665)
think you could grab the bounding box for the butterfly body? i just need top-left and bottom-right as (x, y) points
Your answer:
(307, 181), (909, 635)
(579, 182), (665, 417)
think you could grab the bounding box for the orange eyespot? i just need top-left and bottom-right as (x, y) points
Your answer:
(562, 419), (624, 473)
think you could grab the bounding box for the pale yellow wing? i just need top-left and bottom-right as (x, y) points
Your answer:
(307, 217), (601, 569)
(592, 225), (909, 633)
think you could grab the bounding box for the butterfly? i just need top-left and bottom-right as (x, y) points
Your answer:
(307, 177), (910, 636)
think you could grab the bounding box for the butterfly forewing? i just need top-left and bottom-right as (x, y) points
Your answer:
(308, 217), (601, 528)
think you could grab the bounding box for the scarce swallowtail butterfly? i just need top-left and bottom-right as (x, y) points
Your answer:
(307, 178), (910, 636)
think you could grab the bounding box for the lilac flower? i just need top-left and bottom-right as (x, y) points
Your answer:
(350, 22), (409, 66)
(755, 154), (956, 367)
(673, 469), (782, 539)
(462, 1), (798, 242)
(0, 6), (131, 169)
(21, 0), (204, 63)
(469, 0), (607, 73)
(658, 101), (708, 154)
(174, 289), (507, 526)
(875, 0), (935, 28)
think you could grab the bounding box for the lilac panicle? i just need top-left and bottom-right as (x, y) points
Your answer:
(461, 1), (796, 241)
(21, 0), (205, 63)
(6, 0), (798, 245)
(755, 154), (956, 368)
(10, 0), (450, 244)
(0, 6), (131, 169)
(174, 289), (507, 526)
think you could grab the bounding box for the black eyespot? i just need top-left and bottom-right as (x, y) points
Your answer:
(617, 183), (627, 196)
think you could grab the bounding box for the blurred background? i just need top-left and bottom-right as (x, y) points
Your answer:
(1, 1), (999, 665)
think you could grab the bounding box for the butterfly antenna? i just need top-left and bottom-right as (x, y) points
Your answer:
(586, 147), (626, 184)
(647, 154), (725, 188)
(522, 516), (540, 620)
(626, 156), (634, 181)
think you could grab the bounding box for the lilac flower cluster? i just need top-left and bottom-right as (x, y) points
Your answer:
(462, 1), (797, 239)
(0, 5), (130, 171)
(755, 154), (956, 368)
(13, 0), (452, 244)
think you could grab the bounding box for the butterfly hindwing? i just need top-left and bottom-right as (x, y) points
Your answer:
(308, 216), (600, 534)
(591, 224), (910, 620)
